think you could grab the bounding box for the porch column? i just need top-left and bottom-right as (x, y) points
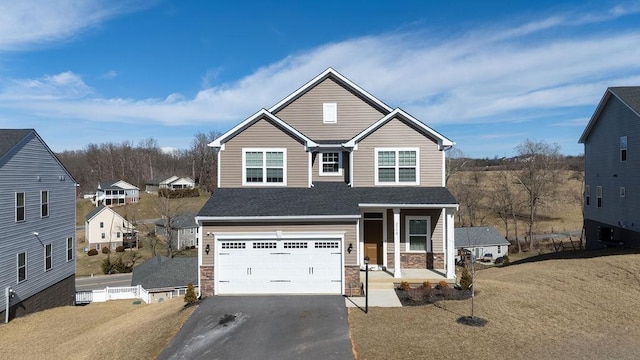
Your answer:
(393, 208), (401, 278)
(446, 208), (456, 279)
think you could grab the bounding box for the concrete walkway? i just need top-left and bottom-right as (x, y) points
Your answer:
(345, 288), (402, 308)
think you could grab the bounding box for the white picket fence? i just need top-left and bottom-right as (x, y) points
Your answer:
(75, 285), (196, 305)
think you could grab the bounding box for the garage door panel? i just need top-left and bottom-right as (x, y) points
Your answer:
(216, 239), (342, 295)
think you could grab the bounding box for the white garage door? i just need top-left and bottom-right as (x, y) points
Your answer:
(216, 239), (343, 295)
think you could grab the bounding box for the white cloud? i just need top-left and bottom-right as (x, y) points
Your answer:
(100, 70), (118, 79)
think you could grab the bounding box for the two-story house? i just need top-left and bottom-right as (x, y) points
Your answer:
(0, 129), (76, 321)
(95, 180), (139, 207)
(195, 68), (458, 296)
(579, 87), (640, 249)
(155, 213), (199, 250)
(85, 205), (138, 250)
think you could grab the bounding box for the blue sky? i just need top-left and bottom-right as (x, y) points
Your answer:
(1, 0), (640, 157)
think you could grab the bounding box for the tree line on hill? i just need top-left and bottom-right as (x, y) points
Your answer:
(447, 139), (584, 252)
(56, 131), (221, 195)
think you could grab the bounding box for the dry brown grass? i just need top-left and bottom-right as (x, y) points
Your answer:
(0, 298), (194, 360)
(350, 250), (640, 359)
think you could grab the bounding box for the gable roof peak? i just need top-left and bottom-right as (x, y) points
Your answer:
(579, 86), (640, 143)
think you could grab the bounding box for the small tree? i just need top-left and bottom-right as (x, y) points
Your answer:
(184, 283), (197, 305)
(460, 265), (472, 290)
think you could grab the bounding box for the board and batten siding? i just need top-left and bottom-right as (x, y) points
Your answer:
(584, 95), (640, 228)
(200, 222), (357, 267)
(218, 118), (308, 188)
(273, 78), (386, 141)
(352, 118), (443, 187)
(385, 209), (444, 253)
(0, 134), (76, 312)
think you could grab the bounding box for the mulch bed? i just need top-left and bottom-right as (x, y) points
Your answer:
(394, 286), (472, 306)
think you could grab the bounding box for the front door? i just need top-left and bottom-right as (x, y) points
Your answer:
(364, 219), (383, 265)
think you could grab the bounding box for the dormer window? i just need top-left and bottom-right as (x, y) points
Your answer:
(320, 152), (342, 176)
(323, 103), (337, 124)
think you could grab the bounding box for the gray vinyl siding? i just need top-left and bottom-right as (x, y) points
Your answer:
(219, 118), (308, 188)
(583, 96), (640, 229)
(0, 134), (76, 312)
(352, 117), (443, 187)
(201, 222), (357, 266)
(273, 78), (386, 140)
(385, 209), (444, 253)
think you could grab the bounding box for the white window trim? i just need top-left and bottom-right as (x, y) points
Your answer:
(67, 237), (73, 262)
(41, 190), (49, 218)
(374, 147), (420, 185)
(621, 136), (627, 162)
(620, 186), (626, 198)
(17, 252), (27, 283)
(44, 243), (52, 271)
(323, 102), (337, 124)
(319, 152), (343, 176)
(16, 192), (25, 222)
(405, 216), (431, 253)
(242, 148), (288, 186)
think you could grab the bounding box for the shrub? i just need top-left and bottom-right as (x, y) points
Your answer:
(184, 283), (197, 305)
(422, 281), (432, 288)
(87, 248), (98, 256)
(115, 245), (125, 253)
(407, 288), (425, 302)
(460, 266), (472, 290)
(399, 281), (410, 291)
(101, 246), (111, 254)
(102, 257), (113, 274)
(502, 255), (510, 266)
(437, 280), (449, 289)
(102, 256), (133, 274)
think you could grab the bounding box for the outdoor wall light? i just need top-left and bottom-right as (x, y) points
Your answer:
(347, 243), (353, 254)
(205, 244), (210, 255)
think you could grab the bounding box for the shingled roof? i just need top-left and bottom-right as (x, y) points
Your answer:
(579, 86), (640, 143)
(131, 256), (197, 290)
(455, 226), (509, 248)
(198, 182), (457, 218)
(0, 129), (32, 159)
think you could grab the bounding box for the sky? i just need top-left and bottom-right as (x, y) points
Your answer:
(1, 0), (640, 158)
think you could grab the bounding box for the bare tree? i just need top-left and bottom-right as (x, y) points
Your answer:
(491, 171), (524, 252)
(154, 196), (188, 258)
(445, 147), (469, 186)
(513, 139), (562, 250)
(449, 170), (487, 227)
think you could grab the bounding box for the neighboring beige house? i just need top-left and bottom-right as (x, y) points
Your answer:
(95, 180), (139, 207)
(85, 205), (138, 250)
(196, 68), (458, 297)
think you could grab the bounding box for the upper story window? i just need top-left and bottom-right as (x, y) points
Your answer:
(16, 192), (25, 222)
(41, 190), (49, 218)
(620, 136), (627, 162)
(585, 185), (590, 206)
(242, 148), (287, 185)
(597, 186), (603, 208)
(406, 216), (431, 252)
(100, 222), (104, 228)
(323, 103), (337, 124)
(320, 152), (342, 176)
(375, 148), (419, 185)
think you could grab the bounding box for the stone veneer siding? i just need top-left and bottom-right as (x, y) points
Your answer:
(344, 265), (361, 296)
(200, 266), (214, 297)
(387, 252), (445, 270)
(0, 275), (75, 322)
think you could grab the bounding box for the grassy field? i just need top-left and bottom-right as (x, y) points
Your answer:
(0, 299), (194, 360)
(350, 249), (640, 359)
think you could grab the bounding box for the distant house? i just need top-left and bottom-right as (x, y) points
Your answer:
(579, 87), (640, 249)
(146, 176), (195, 193)
(85, 205), (138, 250)
(455, 226), (509, 260)
(130, 256), (198, 303)
(155, 214), (198, 250)
(95, 180), (139, 207)
(0, 129), (77, 321)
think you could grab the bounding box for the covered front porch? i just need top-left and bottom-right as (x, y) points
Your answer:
(358, 206), (457, 281)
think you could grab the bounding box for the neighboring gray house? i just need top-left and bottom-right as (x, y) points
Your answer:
(155, 213), (198, 250)
(95, 180), (139, 207)
(0, 129), (77, 321)
(146, 176), (195, 193)
(131, 256), (197, 303)
(579, 87), (640, 249)
(455, 226), (510, 261)
(197, 68), (458, 297)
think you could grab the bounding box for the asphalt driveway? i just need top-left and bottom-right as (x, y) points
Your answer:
(158, 296), (353, 360)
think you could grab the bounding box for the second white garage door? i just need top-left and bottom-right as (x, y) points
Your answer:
(216, 239), (343, 295)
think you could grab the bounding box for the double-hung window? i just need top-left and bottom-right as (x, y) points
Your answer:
(17, 252), (26, 283)
(16, 192), (25, 222)
(67, 237), (73, 261)
(406, 216), (431, 252)
(320, 152), (342, 176)
(585, 185), (590, 206)
(45, 244), (52, 271)
(597, 186), (603, 208)
(41, 190), (49, 218)
(621, 136), (627, 162)
(375, 148), (419, 185)
(243, 149), (287, 185)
